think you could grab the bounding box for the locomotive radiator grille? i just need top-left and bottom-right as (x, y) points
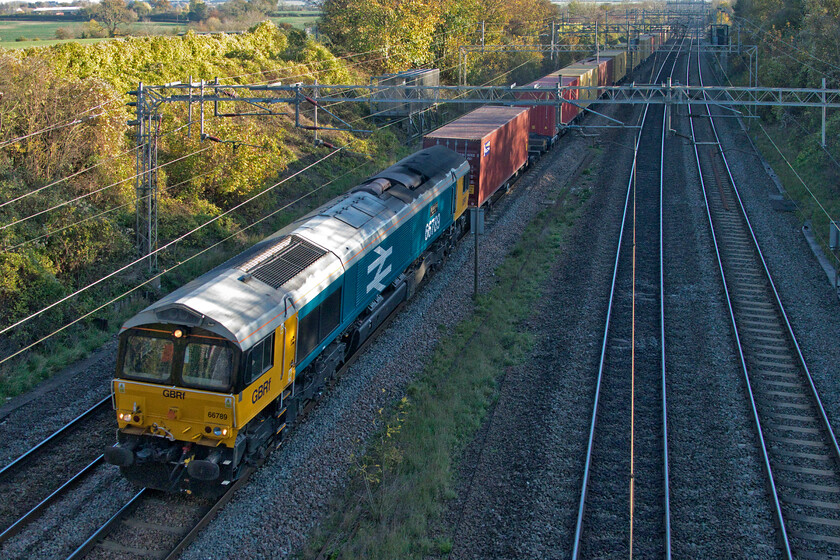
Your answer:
(242, 236), (328, 289)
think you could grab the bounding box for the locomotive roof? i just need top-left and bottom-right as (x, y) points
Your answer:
(122, 146), (469, 352)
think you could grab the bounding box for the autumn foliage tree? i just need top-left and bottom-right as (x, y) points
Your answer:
(85, 0), (139, 37)
(320, 0), (557, 75)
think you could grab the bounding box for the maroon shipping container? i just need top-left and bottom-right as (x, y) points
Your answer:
(516, 76), (561, 137)
(581, 57), (612, 94)
(424, 106), (529, 207)
(559, 75), (582, 124)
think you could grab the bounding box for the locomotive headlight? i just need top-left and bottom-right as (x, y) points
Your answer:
(213, 427), (222, 436)
(173, 329), (184, 338)
(120, 413), (132, 422)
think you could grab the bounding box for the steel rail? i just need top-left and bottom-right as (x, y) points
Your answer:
(0, 396), (110, 480)
(658, 50), (672, 560)
(701, 49), (840, 472)
(571, 37), (681, 560)
(694, 40), (840, 557)
(686, 42), (792, 558)
(163, 466), (256, 560)
(0, 455), (104, 544)
(65, 488), (146, 560)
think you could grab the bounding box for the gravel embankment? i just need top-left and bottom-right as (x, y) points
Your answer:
(443, 102), (640, 559)
(706, 57), (840, 436)
(2, 47), (835, 560)
(0, 340), (116, 467)
(442, 49), (783, 559)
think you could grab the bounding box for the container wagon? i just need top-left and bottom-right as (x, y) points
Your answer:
(557, 64), (599, 111)
(424, 106), (529, 208)
(579, 57), (612, 96)
(597, 50), (629, 84)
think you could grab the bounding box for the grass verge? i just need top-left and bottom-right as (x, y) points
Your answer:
(303, 167), (591, 559)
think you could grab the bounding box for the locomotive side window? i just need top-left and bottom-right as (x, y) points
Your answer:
(245, 333), (275, 385)
(124, 336), (173, 382)
(297, 308), (320, 363)
(182, 343), (233, 390)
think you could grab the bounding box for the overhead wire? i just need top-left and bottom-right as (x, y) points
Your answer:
(1, 168), (221, 254)
(0, 95), (125, 150)
(0, 148), (343, 338)
(1, 21), (557, 356)
(712, 51), (837, 224)
(0, 121), (195, 209)
(710, 46), (839, 268)
(0, 144), (215, 232)
(0, 148), (363, 366)
(732, 15), (840, 75)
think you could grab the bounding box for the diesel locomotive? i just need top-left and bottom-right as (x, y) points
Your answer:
(104, 38), (669, 494)
(105, 146), (470, 494)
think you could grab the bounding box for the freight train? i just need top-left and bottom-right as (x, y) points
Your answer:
(104, 37), (666, 494)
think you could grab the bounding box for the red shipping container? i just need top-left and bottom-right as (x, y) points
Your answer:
(559, 76), (582, 124)
(516, 76), (561, 137)
(424, 106), (529, 208)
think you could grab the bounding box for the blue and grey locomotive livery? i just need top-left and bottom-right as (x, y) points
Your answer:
(105, 146), (470, 494)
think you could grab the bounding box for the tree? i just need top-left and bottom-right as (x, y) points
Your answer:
(188, 0), (209, 21)
(87, 0), (138, 37)
(130, 1), (153, 19)
(150, 0), (171, 14)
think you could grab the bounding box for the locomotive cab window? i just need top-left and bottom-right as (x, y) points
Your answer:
(123, 336), (174, 382)
(182, 342), (234, 391)
(245, 333), (275, 385)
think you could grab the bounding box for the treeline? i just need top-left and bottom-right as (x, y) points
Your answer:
(0, 22), (397, 395)
(735, 0), (839, 88)
(320, 0), (559, 83)
(732, 0), (839, 279)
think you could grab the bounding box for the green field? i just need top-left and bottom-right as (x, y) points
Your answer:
(0, 20), (184, 49)
(271, 14), (320, 29)
(0, 16), (319, 49)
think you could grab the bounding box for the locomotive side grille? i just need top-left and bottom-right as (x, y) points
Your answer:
(244, 236), (328, 289)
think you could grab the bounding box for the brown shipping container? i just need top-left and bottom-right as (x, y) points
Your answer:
(516, 76), (562, 137)
(597, 49), (628, 84)
(559, 64), (599, 108)
(423, 106), (529, 208)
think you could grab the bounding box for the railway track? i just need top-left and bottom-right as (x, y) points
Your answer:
(64, 286), (413, 560)
(689, 43), (840, 558)
(65, 469), (253, 560)
(0, 396), (112, 544)
(571, 38), (685, 559)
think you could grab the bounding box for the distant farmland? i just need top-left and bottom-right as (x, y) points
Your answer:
(0, 13), (320, 50)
